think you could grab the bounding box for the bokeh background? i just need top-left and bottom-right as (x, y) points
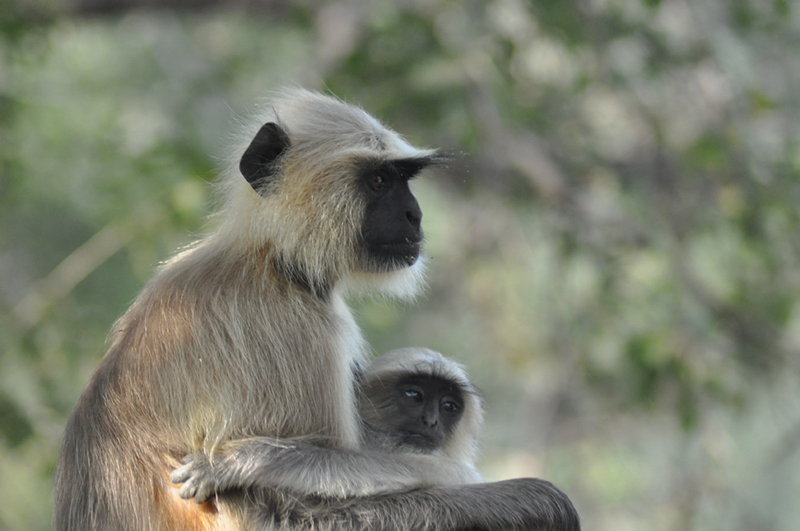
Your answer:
(2, 0), (800, 529)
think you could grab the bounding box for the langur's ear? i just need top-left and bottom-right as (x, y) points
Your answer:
(240, 122), (292, 189)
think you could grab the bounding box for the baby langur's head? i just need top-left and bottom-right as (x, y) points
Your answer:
(358, 348), (483, 465)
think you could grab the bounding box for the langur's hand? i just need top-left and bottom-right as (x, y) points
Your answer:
(170, 453), (224, 503)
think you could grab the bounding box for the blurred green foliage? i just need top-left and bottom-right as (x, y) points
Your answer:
(1, 0), (800, 529)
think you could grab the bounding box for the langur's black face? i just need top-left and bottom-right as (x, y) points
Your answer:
(391, 375), (465, 451)
(359, 159), (426, 268)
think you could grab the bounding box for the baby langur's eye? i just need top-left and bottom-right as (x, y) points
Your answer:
(403, 388), (424, 402)
(441, 399), (460, 413)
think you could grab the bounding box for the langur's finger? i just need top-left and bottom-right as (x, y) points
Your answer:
(178, 480), (198, 500)
(170, 466), (191, 484)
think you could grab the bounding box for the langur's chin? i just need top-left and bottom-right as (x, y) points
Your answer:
(341, 255), (426, 300)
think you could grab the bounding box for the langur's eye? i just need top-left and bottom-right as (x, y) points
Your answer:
(402, 388), (424, 402)
(441, 400), (460, 413)
(368, 174), (387, 191)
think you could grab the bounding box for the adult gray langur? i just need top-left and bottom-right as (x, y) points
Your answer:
(54, 88), (580, 531)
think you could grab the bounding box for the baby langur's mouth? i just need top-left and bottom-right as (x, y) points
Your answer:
(400, 431), (438, 450)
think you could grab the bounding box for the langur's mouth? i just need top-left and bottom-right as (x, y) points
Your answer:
(379, 241), (421, 266)
(400, 431), (438, 450)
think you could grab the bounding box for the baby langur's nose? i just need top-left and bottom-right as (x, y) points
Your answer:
(422, 407), (439, 427)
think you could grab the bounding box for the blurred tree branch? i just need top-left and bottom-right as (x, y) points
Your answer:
(11, 207), (167, 332)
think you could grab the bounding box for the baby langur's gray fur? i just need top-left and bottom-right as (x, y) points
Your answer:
(54, 88), (580, 531)
(171, 348), (483, 503)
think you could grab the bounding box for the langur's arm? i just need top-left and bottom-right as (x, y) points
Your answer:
(242, 477), (581, 531)
(171, 436), (480, 503)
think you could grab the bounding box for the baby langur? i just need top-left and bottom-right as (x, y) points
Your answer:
(358, 347), (483, 482)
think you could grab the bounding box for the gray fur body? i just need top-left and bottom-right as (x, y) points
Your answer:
(54, 89), (580, 531)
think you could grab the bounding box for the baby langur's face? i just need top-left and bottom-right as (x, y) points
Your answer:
(390, 375), (465, 451)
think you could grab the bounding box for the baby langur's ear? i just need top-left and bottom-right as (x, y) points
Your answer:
(240, 122), (292, 190)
